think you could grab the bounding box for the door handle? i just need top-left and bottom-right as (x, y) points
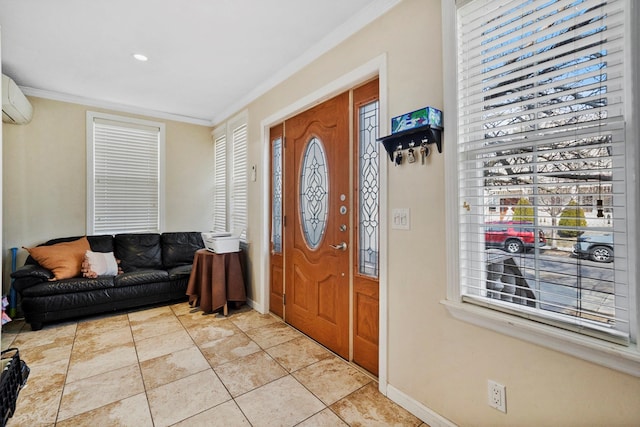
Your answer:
(330, 242), (348, 251)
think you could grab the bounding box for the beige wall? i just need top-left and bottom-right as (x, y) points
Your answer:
(240, 0), (640, 425)
(2, 97), (214, 286)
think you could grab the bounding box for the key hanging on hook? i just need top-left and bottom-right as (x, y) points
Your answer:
(420, 142), (429, 165)
(394, 150), (403, 166)
(407, 147), (416, 163)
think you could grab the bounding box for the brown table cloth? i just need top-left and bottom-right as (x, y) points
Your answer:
(186, 249), (246, 314)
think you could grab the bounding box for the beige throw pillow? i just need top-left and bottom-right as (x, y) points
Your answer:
(83, 250), (119, 277)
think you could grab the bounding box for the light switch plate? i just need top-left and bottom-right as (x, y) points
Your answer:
(391, 208), (410, 230)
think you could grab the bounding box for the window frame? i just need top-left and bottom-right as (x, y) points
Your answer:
(442, 0), (640, 376)
(86, 111), (165, 235)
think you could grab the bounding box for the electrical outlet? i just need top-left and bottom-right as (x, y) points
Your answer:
(488, 380), (506, 413)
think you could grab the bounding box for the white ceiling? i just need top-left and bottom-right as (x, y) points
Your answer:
(0, 0), (398, 126)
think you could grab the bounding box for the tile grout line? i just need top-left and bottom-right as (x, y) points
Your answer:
(176, 308), (327, 426)
(171, 304), (253, 426)
(184, 306), (278, 426)
(135, 306), (216, 426)
(57, 316), (144, 424)
(218, 323), (325, 427)
(53, 322), (79, 425)
(127, 311), (157, 427)
(221, 313), (373, 426)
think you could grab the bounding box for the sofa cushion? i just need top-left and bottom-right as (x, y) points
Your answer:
(11, 264), (54, 281)
(114, 233), (162, 272)
(167, 264), (193, 280)
(113, 269), (169, 287)
(11, 265), (55, 293)
(161, 232), (204, 268)
(20, 276), (115, 297)
(87, 235), (116, 253)
(24, 236), (91, 280)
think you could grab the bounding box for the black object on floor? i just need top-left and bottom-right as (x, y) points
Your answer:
(1, 348), (30, 427)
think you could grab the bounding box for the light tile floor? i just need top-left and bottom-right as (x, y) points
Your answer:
(1, 303), (426, 426)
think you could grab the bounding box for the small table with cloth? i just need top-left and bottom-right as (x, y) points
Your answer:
(186, 249), (246, 316)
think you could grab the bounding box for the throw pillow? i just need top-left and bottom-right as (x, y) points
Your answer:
(82, 251), (119, 277)
(25, 236), (90, 280)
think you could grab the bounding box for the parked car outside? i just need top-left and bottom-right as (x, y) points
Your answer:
(573, 233), (614, 263)
(485, 221), (547, 254)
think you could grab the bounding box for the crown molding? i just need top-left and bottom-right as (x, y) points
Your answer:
(20, 86), (214, 127)
(212, 0), (402, 124)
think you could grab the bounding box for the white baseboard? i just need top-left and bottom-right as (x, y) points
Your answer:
(245, 297), (265, 314)
(386, 384), (456, 427)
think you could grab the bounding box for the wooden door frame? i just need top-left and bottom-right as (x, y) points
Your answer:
(258, 54), (390, 393)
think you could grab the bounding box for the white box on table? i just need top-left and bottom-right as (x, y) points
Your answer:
(201, 232), (240, 253)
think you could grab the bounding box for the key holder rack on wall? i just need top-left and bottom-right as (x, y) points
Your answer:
(378, 124), (443, 162)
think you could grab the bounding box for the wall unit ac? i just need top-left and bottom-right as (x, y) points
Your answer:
(2, 74), (33, 124)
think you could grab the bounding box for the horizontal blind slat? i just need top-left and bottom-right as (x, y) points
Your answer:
(461, 6), (625, 75)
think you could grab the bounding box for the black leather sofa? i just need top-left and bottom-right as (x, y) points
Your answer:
(10, 232), (204, 330)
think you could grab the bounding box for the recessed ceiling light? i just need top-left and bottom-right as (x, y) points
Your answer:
(133, 53), (148, 62)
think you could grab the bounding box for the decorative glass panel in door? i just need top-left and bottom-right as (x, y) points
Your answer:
(271, 136), (283, 253)
(299, 136), (329, 250)
(358, 100), (380, 277)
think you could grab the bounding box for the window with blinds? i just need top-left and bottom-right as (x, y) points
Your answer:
(212, 134), (227, 233)
(456, 0), (630, 343)
(87, 113), (164, 234)
(211, 112), (248, 241)
(231, 124), (248, 240)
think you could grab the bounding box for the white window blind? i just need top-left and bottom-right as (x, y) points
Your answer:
(213, 134), (227, 233)
(456, 0), (630, 343)
(88, 114), (162, 234)
(231, 124), (248, 240)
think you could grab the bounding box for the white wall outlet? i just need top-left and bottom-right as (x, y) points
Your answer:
(391, 208), (410, 230)
(488, 380), (506, 413)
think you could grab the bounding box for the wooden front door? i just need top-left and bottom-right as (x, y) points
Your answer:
(269, 80), (380, 374)
(283, 92), (350, 358)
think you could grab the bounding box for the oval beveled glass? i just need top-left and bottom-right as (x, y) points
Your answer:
(299, 136), (329, 249)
